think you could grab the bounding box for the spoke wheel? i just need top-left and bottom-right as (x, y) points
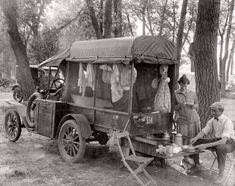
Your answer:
(13, 87), (23, 103)
(58, 119), (86, 163)
(4, 110), (22, 142)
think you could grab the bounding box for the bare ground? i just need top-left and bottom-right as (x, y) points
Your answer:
(0, 90), (234, 186)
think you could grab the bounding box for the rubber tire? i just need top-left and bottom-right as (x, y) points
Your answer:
(13, 87), (23, 103)
(4, 110), (22, 142)
(58, 119), (86, 163)
(25, 92), (42, 128)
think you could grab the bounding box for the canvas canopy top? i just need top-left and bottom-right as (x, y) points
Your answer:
(38, 36), (177, 67)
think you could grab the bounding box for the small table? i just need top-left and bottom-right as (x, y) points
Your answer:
(155, 150), (204, 167)
(156, 150), (204, 159)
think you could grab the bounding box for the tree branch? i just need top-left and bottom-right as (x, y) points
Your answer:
(85, 0), (102, 39)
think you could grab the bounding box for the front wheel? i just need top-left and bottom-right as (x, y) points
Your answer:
(58, 119), (86, 163)
(4, 110), (22, 142)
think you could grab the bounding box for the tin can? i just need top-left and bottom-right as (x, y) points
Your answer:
(174, 133), (183, 147)
(166, 145), (173, 156)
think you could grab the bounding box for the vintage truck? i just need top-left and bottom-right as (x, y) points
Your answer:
(4, 36), (177, 163)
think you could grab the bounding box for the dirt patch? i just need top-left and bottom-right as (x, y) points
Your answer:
(0, 123), (216, 186)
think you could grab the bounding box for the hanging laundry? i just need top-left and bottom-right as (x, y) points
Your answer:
(120, 64), (137, 91)
(110, 64), (123, 102)
(100, 64), (112, 84)
(151, 77), (159, 89)
(87, 64), (95, 90)
(77, 63), (87, 96)
(153, 65), (171, 113)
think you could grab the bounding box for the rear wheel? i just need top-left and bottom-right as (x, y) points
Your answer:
(4, 110), (22, 142)
(58, 119), (86, 163)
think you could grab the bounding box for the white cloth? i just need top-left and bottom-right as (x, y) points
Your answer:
(100, 65), (112, 84)
(202, 114), (234, 139)
(110, 64), (123, 102)
(151, 78), (158, 89)
(86, 64), (95, 90)
(77, 63), (87, 96)
(153, 65), (171, 113)
(120, 65), (137, 90)
(110, 64), (137, 103)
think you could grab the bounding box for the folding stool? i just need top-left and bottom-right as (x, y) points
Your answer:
(116, 131), (157, 186)
(209, 149), (235, 186)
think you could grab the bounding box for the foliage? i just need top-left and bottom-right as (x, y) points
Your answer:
(124, 0), (180, 38)
(125, 0), (198, 69)
(34, 0), (136, 43)
(121, 8), (137, 36)
(28, 27), (60, 64)
(44, 0), (96, 45)
(15, 0), (64, 64)
(18, 0), (50, 44)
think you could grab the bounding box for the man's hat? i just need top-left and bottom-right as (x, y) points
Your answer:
(210, 102), (224, 111)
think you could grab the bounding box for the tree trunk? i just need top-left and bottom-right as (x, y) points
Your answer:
(2, 0), (34, 100)
(142, 5), (146, 35)
(193, 0), (220, 126)
(104, 0), (113, 38)
(3, 49), (11, 78)
(221, 0), (234, 97)
(226, 38), (235, 82)
(86, 0), (114, 39)
(158, 0), (168, 37)
(85, 0), (102, 39)
(231, 57), (234, 75)
(175, 0), (188, 80)
(219, 34), (224, 81)
(113, 0), (122, 37)
(172, 1), (177, 43)
(125, 11), (134, 36)
(146, 8), (154, 36)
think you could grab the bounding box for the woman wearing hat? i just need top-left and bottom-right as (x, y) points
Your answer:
(174, 74), (201, 169)
(174, 74), (201, 145)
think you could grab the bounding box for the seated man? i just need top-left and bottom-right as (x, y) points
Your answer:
(190, 102), (235, 184)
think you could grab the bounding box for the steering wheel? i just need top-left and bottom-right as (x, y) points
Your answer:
(52, 78), (65, 89)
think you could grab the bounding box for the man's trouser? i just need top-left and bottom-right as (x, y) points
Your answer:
(189, 138), (235, 175)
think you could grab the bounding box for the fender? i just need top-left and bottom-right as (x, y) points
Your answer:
(57, 114), (92, 139)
